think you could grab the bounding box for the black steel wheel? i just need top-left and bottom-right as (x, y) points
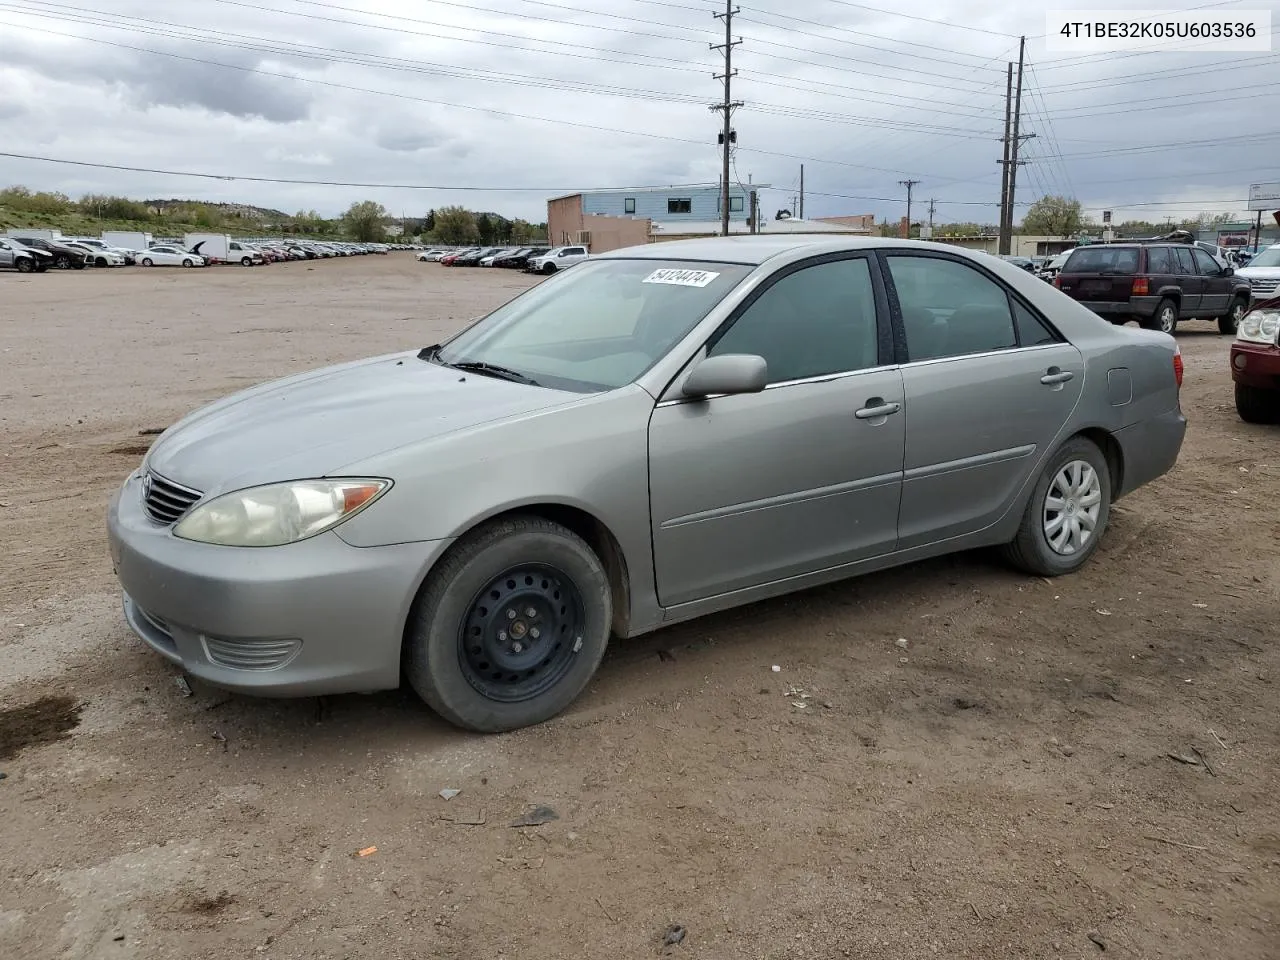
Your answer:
(458, 564), (584, 703)
(405, 515), (612, 733)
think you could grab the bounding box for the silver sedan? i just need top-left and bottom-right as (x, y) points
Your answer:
(107, 237), (1186, 732)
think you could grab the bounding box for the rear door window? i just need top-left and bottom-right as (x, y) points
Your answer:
(1063, 247), (1139, 274)
(1146, 247), (1174, 274)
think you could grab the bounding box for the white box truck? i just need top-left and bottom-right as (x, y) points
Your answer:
(182, 233), (264, 265)
(103, 230), (153, 251)
(3, 228), (62, 241)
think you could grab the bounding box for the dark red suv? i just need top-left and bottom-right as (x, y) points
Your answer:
(1056, 241), (1252, 335)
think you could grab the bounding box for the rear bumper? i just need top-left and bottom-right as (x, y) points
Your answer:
(1230, 342), (1280, 389)
(1080, 298), (1154, 319)
(1113, 408), (1187, 498)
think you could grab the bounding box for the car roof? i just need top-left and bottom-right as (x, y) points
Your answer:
(594, 235), (995, 266)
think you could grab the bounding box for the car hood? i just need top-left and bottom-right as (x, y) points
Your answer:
(1238, 266), (1280, 280)
(144, 351), (582, 496)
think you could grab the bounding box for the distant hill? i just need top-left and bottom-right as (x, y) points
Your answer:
(144, 199), (290, 222)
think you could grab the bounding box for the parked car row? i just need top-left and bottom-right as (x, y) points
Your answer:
(0, 232), (396, 273)
(419, 244), (590, 273)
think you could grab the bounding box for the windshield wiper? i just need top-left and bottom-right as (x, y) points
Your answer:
(444, 360), (541, 386)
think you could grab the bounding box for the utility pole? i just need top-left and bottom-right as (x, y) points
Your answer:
(799, 164), (805, 220)
(1006, 35), (1028, 253)
(998, 62), (1013, 253)
(898, 179), (920, 238)
(927, 198), (936, 237)
(711, 1), (742, 238)
(749, 189), (758, 234)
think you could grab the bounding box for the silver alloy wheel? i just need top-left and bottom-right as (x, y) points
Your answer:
(1042, 459), (1102, 555)
(1228, 300), (1246, 331)
(1158, 304), (1177, 333)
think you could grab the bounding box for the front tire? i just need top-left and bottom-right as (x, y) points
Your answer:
(405, 515), (612, 733)
(54, 254), (71, 269)
(1003, 436), (1111, 576)
(182, 258), (193, 268)
(241, 257), (252, 266)
(15, 258), (33, 274)
(95, 257), (108, 268)
(1235, 383), (1280, 424)
(1219, 296), (1249, 336)
(141, 257), (154, 267)
(541, 262), (557, 273)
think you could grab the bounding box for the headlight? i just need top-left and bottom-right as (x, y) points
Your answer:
(1237, 308), (1280, 345)
(173, 478), (390, 546)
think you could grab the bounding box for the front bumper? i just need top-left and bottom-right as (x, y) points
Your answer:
(1230, 341), (1280, 390)
(107, 471), (453, 697)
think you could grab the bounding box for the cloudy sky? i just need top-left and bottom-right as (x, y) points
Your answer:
(0, 0), (1276, 226)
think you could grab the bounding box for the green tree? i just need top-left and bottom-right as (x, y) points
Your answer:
(935, 222), (984, 238)
(510, 219), (535, 244)
(1020, 195), (1084, 237)
(424, 209), (436, 234)
(476, 212), (494, 244)
(342, 200), (388, 242)
(434, 205), (478, 244)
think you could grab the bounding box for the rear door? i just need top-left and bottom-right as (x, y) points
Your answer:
(1193, 247), (1231, 315)
(882, 252), (1085, 548)
(1173, 247), (1203, 313)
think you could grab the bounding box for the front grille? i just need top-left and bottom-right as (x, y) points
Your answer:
(202, 636), (302, 671)
(142, 470), (202, 525)
(1249, 278), (1278, 296)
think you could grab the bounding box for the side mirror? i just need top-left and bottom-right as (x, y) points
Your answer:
(1223, 266), (1234, 276)
(681, 354), (768, 398)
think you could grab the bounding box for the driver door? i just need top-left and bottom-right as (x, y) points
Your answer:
(648, 255), (905, 608)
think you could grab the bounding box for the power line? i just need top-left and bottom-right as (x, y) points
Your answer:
(4, 151), (1255, 213)
(819, 0), (1020, 39)
(0, 20), (989, 178)
(0, 4), (1004, 136)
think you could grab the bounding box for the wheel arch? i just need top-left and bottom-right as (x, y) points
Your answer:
(1072, 426), (1124, 499)
(406, 502), (633, 645)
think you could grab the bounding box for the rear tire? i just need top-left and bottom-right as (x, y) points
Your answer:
(1003, 436), (1112, 577)
(1235, 383), (1280, 424)
(1219, 296), (1249, 336)
(1142, 298), (1178, 334)
(404, 515), (612, 733)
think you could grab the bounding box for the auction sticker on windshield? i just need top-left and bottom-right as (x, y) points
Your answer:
(642, 268), (721, 287)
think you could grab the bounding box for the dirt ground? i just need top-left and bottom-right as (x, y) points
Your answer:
(1, 254), (1277, 960)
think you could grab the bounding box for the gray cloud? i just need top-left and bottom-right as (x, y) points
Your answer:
(0, 0), (1272, 223)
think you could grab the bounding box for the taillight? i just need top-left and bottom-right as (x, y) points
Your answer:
(1173, 348), (1184, 388)
(1053, 275), (1062, 288)
(1132, 276), (1150, 295)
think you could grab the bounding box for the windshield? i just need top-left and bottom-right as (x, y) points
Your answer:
(1064, 246), (1138, 274)
(1248, 246), (1280, 268)
(435, 258), (754, 392)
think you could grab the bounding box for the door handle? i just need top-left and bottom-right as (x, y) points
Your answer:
(1040, 369), (1074, 385)
(854, 399), (901, 419)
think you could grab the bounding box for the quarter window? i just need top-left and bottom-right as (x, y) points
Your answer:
(1174, 247), (1196, 274)
(1013, 301), (1059, 346)
(709, 257), (879, 383)
(886, 255), (1018, 361)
